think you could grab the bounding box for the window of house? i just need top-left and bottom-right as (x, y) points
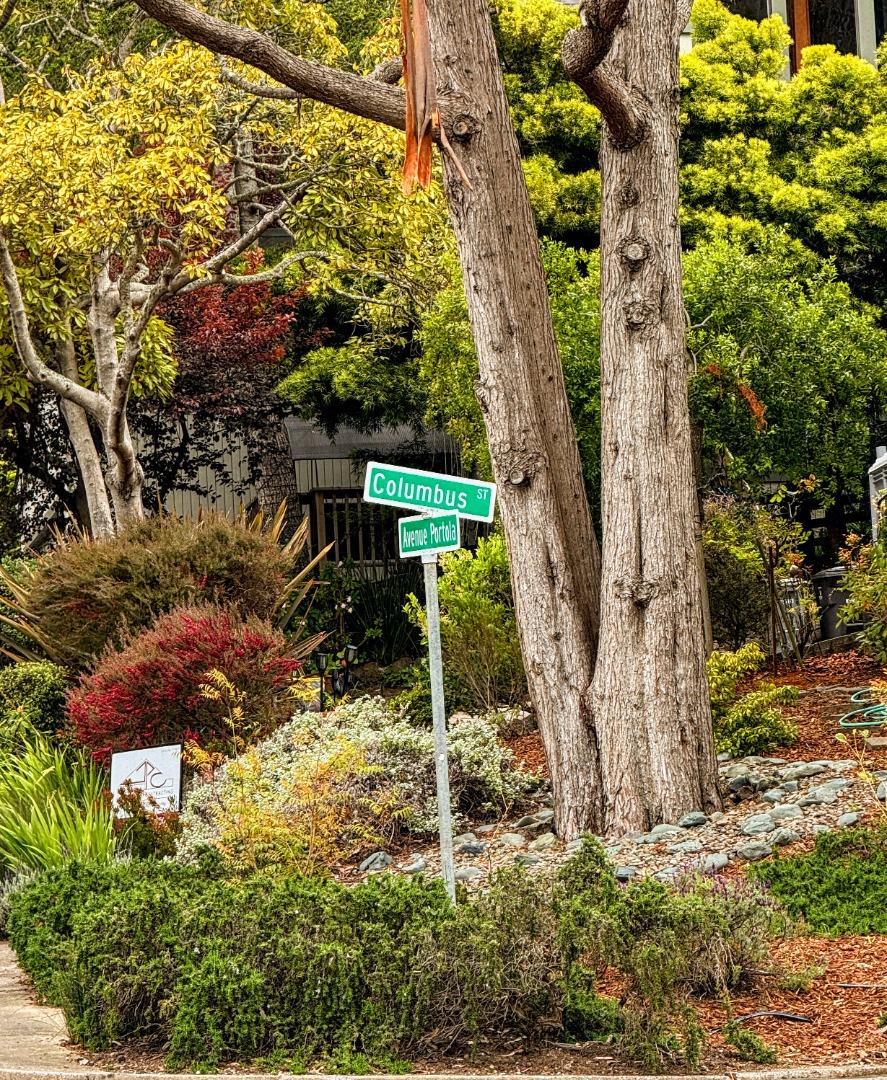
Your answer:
(809, 0), (858, 53)
(726, 0), (770, 20)
(876, 0), (887, 42)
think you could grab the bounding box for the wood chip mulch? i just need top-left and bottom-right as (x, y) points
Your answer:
(505, 731), (549, 777)
(696, 935), (887, 1066)
(760, 652), (887, 766)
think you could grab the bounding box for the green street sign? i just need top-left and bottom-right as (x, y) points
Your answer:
(363, 461), (497, 522)
(399, 512), (461, 559)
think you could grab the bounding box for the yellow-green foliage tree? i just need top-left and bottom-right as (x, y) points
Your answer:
(0, 0), (448, 537)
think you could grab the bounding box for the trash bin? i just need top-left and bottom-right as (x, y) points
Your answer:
(812, 566), (853, 640)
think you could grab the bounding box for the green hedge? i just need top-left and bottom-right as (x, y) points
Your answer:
(7, 844), (783, 1072)
(8, 857), (563, 1069)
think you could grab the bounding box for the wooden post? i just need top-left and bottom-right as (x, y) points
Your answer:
(788, 0), (811, 71)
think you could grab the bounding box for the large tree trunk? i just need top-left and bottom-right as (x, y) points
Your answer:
(573, 0), (720, 832)
(130, 0), (722, 838)
(425, 0), (604, 837)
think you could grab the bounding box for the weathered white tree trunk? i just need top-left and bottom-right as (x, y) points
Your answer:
(87, 259), (146, 527)
(566, 0), (720, 832)
(55, 336), (116, 538)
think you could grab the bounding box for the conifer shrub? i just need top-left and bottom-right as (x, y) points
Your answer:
(751, 827), (887, 934)
(7, 858), (565, 1067)
(67, 606), (300, 760)
(1, 513), (296, 670)
(554, 841), (783, 1070)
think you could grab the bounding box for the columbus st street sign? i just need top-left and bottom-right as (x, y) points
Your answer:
(363, 461), (496, 522)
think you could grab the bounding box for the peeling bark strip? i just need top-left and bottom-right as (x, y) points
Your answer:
(399, 0), (471, 193)
(566, 0), (720, 831)
(133, 0), (605, 836)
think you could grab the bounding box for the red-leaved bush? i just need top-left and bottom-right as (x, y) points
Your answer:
(67, 605), (300, 761)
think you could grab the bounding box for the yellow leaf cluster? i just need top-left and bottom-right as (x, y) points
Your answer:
(0, 44), (228, 263)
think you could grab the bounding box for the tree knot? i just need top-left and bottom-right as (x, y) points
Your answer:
(498, 448), (543, 489)
(614, 576), (658, 607)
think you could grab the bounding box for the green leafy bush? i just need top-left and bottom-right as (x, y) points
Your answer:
(177, 696), (539, 866)
(0, 661), (68, 747)
(841, 541), (887, 661)
(0, 736), (115, 872)
(304, 561), (423, 665)
(556, 842), (783, 1070)
(715, 686), (799, 757)
(0, 512), (300, 670)
(703, 503), (772, 650)
(751, 827), (887, 935)
(707, 642), (766, 717)
(8, 859), (565, 1067)
(707, 644), (798, 756)
(406, 532), (526, 712)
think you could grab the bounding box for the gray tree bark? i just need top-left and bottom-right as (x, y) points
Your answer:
(133, 0), (605, 836)
(425, 0), (604, 838)
(565, 0), (720, 831)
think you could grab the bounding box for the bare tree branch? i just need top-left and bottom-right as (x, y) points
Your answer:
(0, 232), (107, 418)
(133, 0), (413, 130)
(562, 0), (647, 149)
(220, 63), (299, 100)
(369, 56), (403, 85)
(175, 250), (327, 293)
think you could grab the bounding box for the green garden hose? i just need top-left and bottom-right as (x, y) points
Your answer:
(838, 688), (887, 729)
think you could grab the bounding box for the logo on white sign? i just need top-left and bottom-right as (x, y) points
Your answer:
(110, 743), (182, 815)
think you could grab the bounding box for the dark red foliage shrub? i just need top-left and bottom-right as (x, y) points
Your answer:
(160, 269), (330, 420)
(68, 605), (300, 761)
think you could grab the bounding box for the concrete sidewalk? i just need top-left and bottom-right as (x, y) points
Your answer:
(0, 943), (75, 1072)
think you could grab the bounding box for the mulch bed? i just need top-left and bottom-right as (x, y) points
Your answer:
(74, 650), (887, 1074)
(761, 651), (887, 766)
(506, 649), (887, 779)
(697, 936), (887, 1067)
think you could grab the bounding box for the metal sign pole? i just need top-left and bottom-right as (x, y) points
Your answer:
(423, 552), (456, 902)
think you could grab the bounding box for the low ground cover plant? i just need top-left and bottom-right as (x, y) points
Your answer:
(751, 827), (887, 934)
(7, 842), (782, 1072)
(177, 696), (539, 870)
(67, 605), (301, 761)
(707, 643), (798, 756)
